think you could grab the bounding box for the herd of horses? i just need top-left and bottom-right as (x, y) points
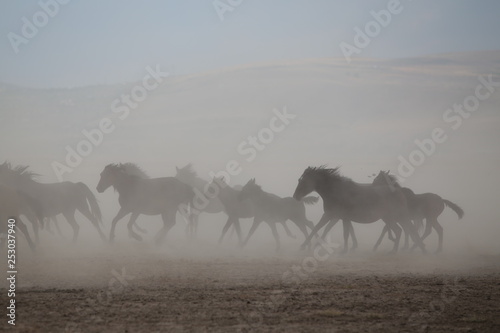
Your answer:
(0, 161), (464, 254)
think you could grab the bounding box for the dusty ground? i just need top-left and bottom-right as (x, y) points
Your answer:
(1, 240), (499, 333)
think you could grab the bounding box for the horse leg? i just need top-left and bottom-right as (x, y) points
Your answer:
(402, 227), (410, 251)
(233, 219), (243, 245)
(78, 205), (107, 242)
(127, 213), (142, 241)
(268, 222), (281, 252)
(414, 217), (424, 237)
(241, 218), (262, 248)
(192, 213), (199, 240)
(23, 210), (40, 244)
(300, 213), (331, 250)
(16, 217), (35, 251)
(155, 210), (176, 245)
(348, 221), (358, 252)
(186, 214), (198, 240)
(44, 217), (53, 234)
(430, 217), (443, 253)
(29, 216), (40, 244)
(401, 218), (426, 254)
(387, 222), (402, 254)
(53, 216), (63, 237)
(45, 216), (62, 237)
(109, 208), (129, 243)
(62, 211), (80, 243)
(290, 218), (312, 250)
(320, 218), (339, 240)
(411, 219), (432, 252)
(218, 216), (234, 244)
(373, 225), (388, 252)
(341, 220), (352, 254)
(281, 221), (296, 239)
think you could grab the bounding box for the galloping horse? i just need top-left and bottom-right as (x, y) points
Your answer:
(293, 166), (426, 254)
(97, 163), (194, 244)
(0, 162), (105, 243)
(0, 184), (37, 251)
(238, 178), (317, 251)
(175, 164), (225, 238)
(372, 171), (464, 253)
(209, 177), (297, 245)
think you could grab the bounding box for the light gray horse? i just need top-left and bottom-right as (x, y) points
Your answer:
(372, 171), (464, 253)
(0, 162), (105, 243)
(175, 164), (225, 238)
(209, 177), (296, 245)
(238, 178), (317, 251)
(293, 166), (426, 254)
(97, 163), (195, 245)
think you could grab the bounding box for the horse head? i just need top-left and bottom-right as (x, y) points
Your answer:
(238, 178), (259, 201)
(96, 164), (125, 193)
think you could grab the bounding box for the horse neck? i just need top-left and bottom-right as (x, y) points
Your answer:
(218, 185), (237, 201)
(313, 176), (347, 202)
(10, 176), (39, 193)
(113, 173), (135, 194)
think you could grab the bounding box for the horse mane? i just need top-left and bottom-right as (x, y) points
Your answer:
(375, 170), (401, 188)
(106, 163), (150, 179)
(119, 163), (150, 179)
(302, 165), (348, 183)
(177, 163), (197, 179)
(0, 162), (39, 183)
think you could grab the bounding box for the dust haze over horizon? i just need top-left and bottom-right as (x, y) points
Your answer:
(1, 1), (500, 257)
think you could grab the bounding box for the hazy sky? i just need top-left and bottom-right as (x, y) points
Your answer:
(1, 0), (500, 88)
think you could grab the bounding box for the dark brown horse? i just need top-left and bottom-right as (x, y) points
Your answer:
(97, 163), (194, 245)
(293, 166), (426, 254)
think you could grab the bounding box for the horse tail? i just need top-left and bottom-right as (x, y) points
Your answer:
(443, 199), (464, 219)
(302, 196), (319, 205)
(78, 182), (103, 225)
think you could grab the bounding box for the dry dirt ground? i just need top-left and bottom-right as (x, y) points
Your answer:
(1, 240), (499, 333)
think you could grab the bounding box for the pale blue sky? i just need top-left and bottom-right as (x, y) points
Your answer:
(1, 0), (499, 88)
